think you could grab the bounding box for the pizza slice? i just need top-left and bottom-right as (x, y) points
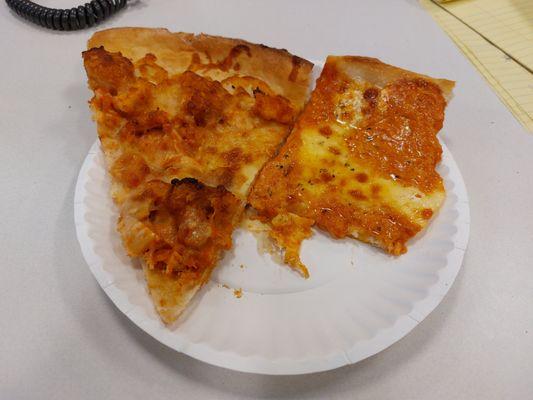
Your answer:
(248, 56), (454, 277)
(83, 28), (313, 323)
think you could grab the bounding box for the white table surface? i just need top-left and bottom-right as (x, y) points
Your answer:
(1, 0), (531, 398)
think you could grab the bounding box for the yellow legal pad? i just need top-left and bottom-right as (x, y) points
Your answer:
(421, 0), (533, 131)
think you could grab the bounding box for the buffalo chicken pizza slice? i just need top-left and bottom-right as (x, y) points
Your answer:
(249, 56), (454, 277)
(83, 29), (312, 323)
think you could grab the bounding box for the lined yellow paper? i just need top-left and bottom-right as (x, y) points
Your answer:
(421, 0), (533, 131)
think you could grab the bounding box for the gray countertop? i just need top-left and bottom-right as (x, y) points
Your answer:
(1, 0), (531, 398)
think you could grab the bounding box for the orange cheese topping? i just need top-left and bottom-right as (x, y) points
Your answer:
(83, 46), (299, 281)
(299, 62), (445, 193)
(249, 57), (449, 259)
(83, 47), (298, 201)
(119, 178), (241, 276)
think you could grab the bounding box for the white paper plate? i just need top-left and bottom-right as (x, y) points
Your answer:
(75, 62), (469, 374)
(74, 137), (469, 374)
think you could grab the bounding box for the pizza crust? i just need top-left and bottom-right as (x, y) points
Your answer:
(333, 56), (455, 101)
(88, 27), (314, 110)
(142, 262), (211, 325)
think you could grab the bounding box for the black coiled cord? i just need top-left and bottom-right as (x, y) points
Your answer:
(5, 0), (128, 31)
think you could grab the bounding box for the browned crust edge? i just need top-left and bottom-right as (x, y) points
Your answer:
(87, 27), (314, 109)
(330, 55), (455, 101)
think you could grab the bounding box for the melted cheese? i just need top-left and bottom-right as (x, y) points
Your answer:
(84, 47), (298, 202)
(299, 127), (445, 228)
(83, 45), (309, 323)
(249, 56), (450, 270)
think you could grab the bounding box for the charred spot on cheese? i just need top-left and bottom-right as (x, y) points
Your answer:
(171, 177), (202, 189)
(320, 170), (335, 183)
(319, 126), (333, 137)
(363, 87), (379, 102)
(356, 173), (368, 183)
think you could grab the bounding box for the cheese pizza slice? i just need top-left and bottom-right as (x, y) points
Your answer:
(83, 28), (312, 323)
(249, 56), (454, 277)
